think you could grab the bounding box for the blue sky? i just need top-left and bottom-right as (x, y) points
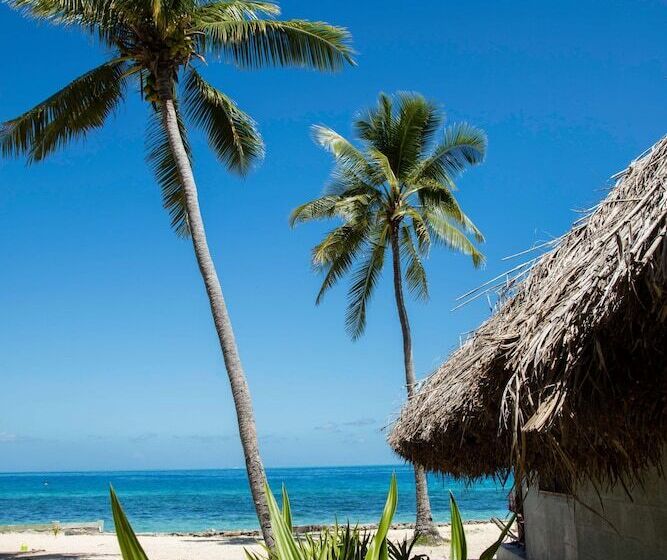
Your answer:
(0, 0), (665, 472)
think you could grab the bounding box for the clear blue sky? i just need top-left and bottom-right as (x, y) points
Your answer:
(0, 0), (665, 472)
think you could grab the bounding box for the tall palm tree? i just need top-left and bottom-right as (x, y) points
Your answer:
(1, 0), (353, 546)
(291, 92), (486, 542)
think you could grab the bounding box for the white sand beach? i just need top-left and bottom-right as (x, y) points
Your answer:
(0, 524), (504, 560)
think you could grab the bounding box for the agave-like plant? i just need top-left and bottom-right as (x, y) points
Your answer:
(263, 475), (398, 560)
(386, 535), (426, 560)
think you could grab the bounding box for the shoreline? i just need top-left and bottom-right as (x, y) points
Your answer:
(1, 519), (498, 537)
(161, 519), (495, 537)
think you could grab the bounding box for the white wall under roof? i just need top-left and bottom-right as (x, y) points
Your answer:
(523, 456), (667, 560)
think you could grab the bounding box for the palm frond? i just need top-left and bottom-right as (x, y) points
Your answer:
(354, 93), (395, 155)
(195, 0), (280, 22)
(183, 68), (263, 174)
(412, 122), (487, 184)
(312, 219), (369, 267)
(393, 93), (439, 178)
(367, 148), (398, 191)
(292, 191), (377, 227)
(8, 0), (98, 20)
(7, 0), (125, 43)
(313, 222), (370, 304)
(427, 210), (485, 268)
(1, 58), (127, 162)
(198, 19), (354, 71)
(396, 207), (431, 253)
(413, 179), (485, 242)
(345, 225), (388, 339)
(312, 125), (372, 180)
(110, 0), (158, 23)
(325, 166), (381, 203)
(289, 195), (341, 227)
(400, 226), (428, 300)
(146, 104), (193, 237)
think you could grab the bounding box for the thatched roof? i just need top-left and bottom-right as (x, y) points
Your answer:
(389, 136), (667, 489)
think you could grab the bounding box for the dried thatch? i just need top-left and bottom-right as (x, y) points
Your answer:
(389, 136), (667, 489)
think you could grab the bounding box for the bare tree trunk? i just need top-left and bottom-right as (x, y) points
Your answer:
(390, 224), (442, 543)
(158, 81), (274, 548)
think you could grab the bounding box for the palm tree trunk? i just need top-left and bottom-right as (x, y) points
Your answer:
(158, 79), (274, 548)
(390, 224), (442, 543)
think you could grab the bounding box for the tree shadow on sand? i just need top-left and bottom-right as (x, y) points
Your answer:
(0, 553), (112, 560)
(180, 536), (260, 546)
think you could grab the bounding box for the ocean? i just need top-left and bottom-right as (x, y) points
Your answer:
(0, 466), (510, 533)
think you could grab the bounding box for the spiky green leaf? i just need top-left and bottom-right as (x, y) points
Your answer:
(264, 480), (303, 560)
(109, 486), (151, 560)
(479, 514), (517, 560)
(281, 484), (293, 534)
(364, 474), (397, 560)
(449, 492), (467, 560)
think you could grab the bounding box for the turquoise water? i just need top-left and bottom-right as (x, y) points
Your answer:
(0, 466), (510, 533)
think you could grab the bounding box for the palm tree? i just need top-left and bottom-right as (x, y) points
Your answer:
(291, 92), (486, 542)
(1, 0), (354, 546)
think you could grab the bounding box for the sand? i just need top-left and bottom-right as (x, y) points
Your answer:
(0, 524), (506, 560)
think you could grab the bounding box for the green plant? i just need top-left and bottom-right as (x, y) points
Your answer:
(110, 486), (150, 560)
(296, 525), (371, 560)
(282, 485), (293, 534)
(387, 535), (427, 560)
(264, 475), (397, 560)
(336, 525), (372, 560)
(247, 522), (374, 560)
(51, 523), (61, 537)
(448, 493), (516, 560)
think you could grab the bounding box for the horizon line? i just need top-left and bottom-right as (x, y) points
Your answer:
(0, 462), (409, 476)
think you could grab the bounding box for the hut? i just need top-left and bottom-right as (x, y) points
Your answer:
(389, 137), (667, 560)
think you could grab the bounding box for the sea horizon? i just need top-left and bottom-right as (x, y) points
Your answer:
(0, 463), (407, 476)
(0, 465), (511, 533)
